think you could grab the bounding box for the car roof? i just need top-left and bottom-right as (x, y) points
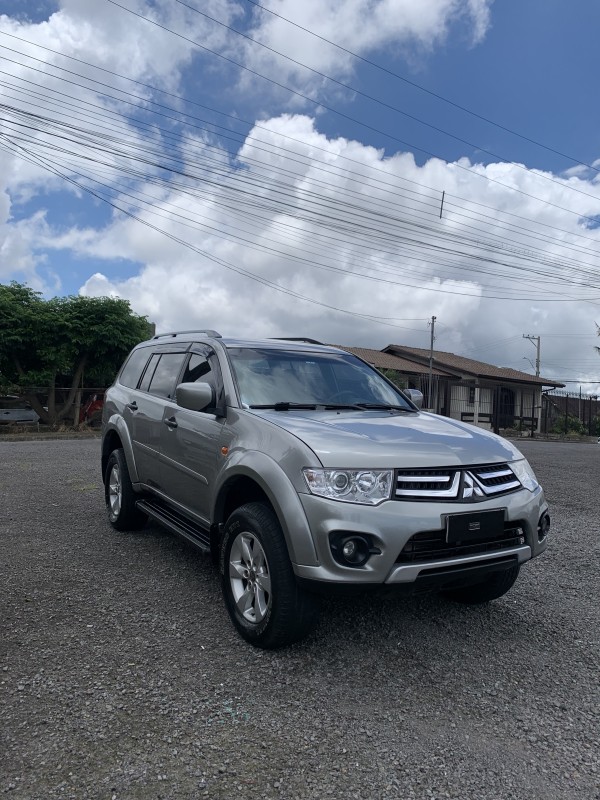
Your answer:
(223, 338), (344, 353)
(143, 332), (345, 354)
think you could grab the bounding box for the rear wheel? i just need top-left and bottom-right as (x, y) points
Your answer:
(441, 563), (520, 604)
(104, 448), (147, 531)
(220, 502), (318, 649)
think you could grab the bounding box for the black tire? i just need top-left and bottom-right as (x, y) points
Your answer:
(441, 563), (520, 604)
(220, 502), (319, 649)
(104, 448), (147, 531)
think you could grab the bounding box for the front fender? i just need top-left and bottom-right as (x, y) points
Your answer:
(102, 415), (139, 484)
(214, 450), (319, 567)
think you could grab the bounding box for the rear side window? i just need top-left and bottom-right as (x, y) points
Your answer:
(147, 353), (187, 399)
(119, 348), (152, 389)
(138, 354), (161, 392)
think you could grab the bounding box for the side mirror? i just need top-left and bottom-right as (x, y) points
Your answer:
(405, 389), (423, 409)
(176, 382), (214, 412)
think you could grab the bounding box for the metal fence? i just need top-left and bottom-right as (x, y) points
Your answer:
(0, 387), (106, 427)
(542, 389), (600, 436)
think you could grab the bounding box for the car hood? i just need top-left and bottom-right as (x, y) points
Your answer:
(251, 409), (523, 468)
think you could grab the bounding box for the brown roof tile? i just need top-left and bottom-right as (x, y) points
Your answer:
(384, 345), (563, 386)
(333, 346), (450, 376)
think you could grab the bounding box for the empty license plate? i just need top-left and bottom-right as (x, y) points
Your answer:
(445, 509), (505, 543)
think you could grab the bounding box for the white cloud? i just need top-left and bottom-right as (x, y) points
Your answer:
(64, 113), (600, 384)
(2, 1), (600, 387)
(0, 0), (239, 91)
(238, 0), (493, 94)
(0, 0), (239, 290)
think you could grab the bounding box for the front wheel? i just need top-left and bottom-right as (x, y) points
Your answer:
(220, 502), (318, 649)
(104, 448), (147, 531)
(441, 563), (520, 604)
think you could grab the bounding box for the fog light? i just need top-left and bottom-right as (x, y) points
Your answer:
(538, 512), (550, 542)
(330, 533), (375, 567)
(342, 540), (357, 559)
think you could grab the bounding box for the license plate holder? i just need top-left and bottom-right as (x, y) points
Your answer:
(445, 509), (505, 543)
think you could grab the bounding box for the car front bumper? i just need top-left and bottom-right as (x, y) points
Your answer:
(293, 486), (548, 586)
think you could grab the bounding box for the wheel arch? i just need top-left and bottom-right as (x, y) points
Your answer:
(101, 416), (138, 483)
(211, 455), (319, 569)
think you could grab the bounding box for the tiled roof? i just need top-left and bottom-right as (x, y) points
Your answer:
(384, 345), (563, 387)
(334, 346), (450, 376)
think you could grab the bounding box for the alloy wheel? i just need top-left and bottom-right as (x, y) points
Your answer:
(229, 532), (272, 623)
(108, 463), (122, 518)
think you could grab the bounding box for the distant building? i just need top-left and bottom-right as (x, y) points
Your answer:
(340, 343), (564, 434)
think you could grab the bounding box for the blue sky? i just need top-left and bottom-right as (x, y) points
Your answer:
(1, 0), (600, 386)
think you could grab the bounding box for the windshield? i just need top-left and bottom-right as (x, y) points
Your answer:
(227, 347), (413, 410)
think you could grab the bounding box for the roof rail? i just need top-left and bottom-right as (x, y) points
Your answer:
(269, 337), (324, 345)
(153, 330), (222, 340)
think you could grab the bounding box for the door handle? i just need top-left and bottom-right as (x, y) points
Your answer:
(164, 416), (178, 429)
(126, 401), (138, 411)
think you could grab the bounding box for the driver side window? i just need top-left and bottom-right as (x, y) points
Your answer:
(181, 352), (218, 412)
(182, 353), (213, 385)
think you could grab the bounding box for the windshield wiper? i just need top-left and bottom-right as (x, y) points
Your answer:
(248, 402), (412, 412)
(249, 402), (319, 411)
(353, 403), (413, 411)
(248, 402), (365, 411)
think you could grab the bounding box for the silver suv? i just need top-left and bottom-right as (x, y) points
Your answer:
(102, 331), (550, 648)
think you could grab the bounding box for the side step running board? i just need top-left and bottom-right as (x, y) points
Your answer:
(137, 498), (211, 551)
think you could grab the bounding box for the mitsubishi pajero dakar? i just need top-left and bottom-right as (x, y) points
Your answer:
(101, 331), (550, 648)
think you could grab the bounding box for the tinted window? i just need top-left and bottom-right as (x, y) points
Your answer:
(119, 348), (152, 389)
(182, 353), (213, 385)
(179, 353), (218, 411)
(147, 353), (186, 399)
(139, 354), (161, 392)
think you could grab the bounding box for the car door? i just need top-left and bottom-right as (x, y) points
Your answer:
(159, 346), (225, 524)
(131, 349), (187, 491)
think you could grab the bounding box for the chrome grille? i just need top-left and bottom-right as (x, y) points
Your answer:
(395, 469), (460, 498)
(394, 463), (521, 502)
(469, 465), (521, 494)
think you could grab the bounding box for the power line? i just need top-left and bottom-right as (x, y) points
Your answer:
(1, 135), (433, 329)
(3, 31), (600, 305)
(3, 92), (600, 303)
(5, 99), (600, 303)
(102, 0), (600, 226)
(3, 32), (600, 256)
(240, 0), (600, 174)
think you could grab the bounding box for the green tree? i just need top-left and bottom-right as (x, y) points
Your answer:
(378, 368), (407, 389)
(0, 281), (151, 425)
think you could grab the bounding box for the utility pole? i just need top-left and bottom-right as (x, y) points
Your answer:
(428, 316), (436, 409)
(522, 334), (540, 377)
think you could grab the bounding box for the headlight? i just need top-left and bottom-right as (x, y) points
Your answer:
(510, 459), (539, 492)
(303, 468), (393, 505)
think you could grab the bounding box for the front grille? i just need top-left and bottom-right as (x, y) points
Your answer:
(395, 469), (459, 497)
(394, 463), (521, 502)
(396, 524), (526, 563)
(469, 465), (521, 494)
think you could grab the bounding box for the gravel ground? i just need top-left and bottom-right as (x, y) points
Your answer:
(1, 438), (599, 800)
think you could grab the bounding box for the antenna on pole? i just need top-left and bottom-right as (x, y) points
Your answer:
(428, 316), (436, 409)
(522, 334), (541, 377)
